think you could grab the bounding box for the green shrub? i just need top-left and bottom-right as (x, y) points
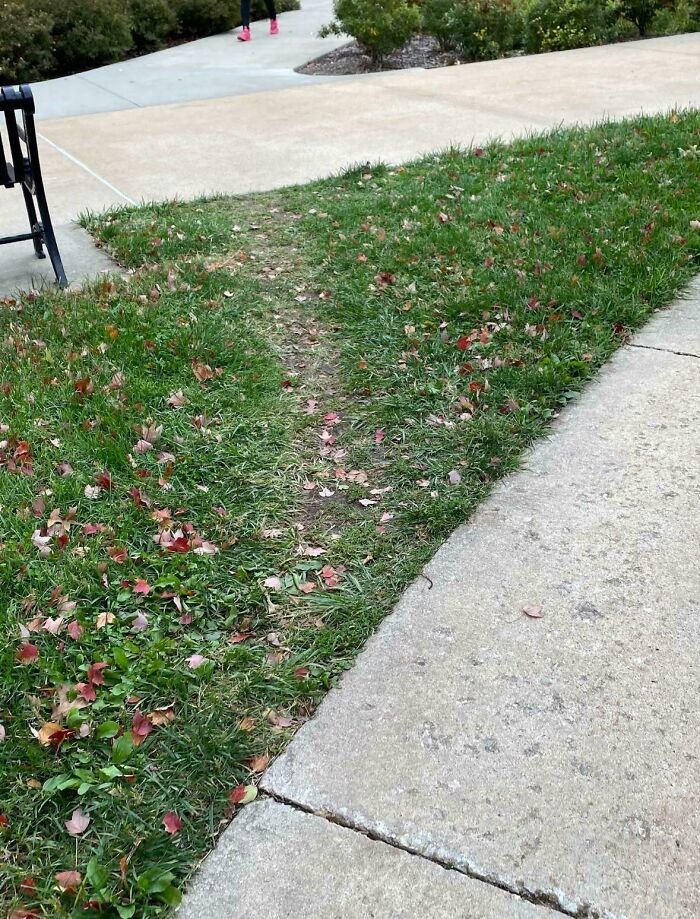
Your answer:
(129, 0), (178, 50)
(322, 0), (421, 62)
(171, 0), (238, 38)
(43, 0), (135, 73)
(448, 0), (522, 60)
(618, 0), (665, 34)
(524, 0), (618, 52)
(0, 2), (55, 84)
(422, 0), (457, 49)
(648, 0), (700, 34)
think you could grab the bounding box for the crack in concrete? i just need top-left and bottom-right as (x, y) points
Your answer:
(263, 788), (624, 919)
(629, 342), (700, 360)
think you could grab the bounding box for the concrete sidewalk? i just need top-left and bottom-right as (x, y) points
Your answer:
(31, 0), (349, 120)
(178, 288), (700, 918)
(1, 33), (698, 294)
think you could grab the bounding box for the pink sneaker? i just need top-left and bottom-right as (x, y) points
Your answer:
(237, 26), (251, 41)
(270, 19), (279, 35)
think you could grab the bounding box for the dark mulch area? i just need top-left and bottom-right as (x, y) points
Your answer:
(297, 34), (467, 76)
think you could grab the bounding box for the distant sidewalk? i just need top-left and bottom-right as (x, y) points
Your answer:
(31, 0), (348, 121)
(178, 286), (700, 918)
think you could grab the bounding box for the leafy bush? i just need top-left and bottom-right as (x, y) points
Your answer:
(448, 0), (523, 60)
(129, 0), (178, 50)
(422, 0), (456, 49)
(618, 0), (665, 34)
(524, 0), (618, 52)
(171, 0), (239, 38)
(43, 0), (135, 74)
(651, 0), (700, 33)
(0, 2), (54, 84)
(322, 0), (421, 62)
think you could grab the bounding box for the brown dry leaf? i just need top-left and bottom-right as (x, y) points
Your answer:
(96, 612), (116, 629)
(35, 722), (63, 746)
(248, 753), (270, 773)
(239, 716), (256, 731)
(522, 605), (544, 619)
(147, 704), (175, 726)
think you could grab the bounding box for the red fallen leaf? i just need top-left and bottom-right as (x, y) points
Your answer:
(76, 682), (97, 703)
(87, 662), (108, 685)
(20, 877), (35, 895)
(438, 211), (449, 224)
(67, 621), (83, 640)
(9, 910), (38, 919)
(294, 667), (310, 680)
(180, 613), (193, 625)
(95, 470), (113, 490)
(0, 814), (8, 827)
(229, 632), (251, 644)
(527, 297), (541, 310)
(571, 308), (583, 320)
(133, 579), (151, 596)
(163, 535), (190, 554)
(48, 727), (76, 749)
(375, 272), (396, 286)
(456, 336), (470, 351)
(374, 428), (385, 443)
(131, 711), (153, 746)
(162, 811), (182, 836)
(108, 546), (127, 564)
(55, 870), (81, 893)
(499, 399), (520, 414)
(228, 785), (247, 805)
(483, 256), (495, 268)
(577, 253), (587, 266)
(473, 147), (484, 157)
(469, 381), (485, 393)
(299, 582), (315, 594)
(16, 641), (38, 664)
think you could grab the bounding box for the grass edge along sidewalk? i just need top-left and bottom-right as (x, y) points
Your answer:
(1, 110), (699, 918)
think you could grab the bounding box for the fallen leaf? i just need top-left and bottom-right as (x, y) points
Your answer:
(131, 612), (149, 632)
(148, 704), (175, 726)
(96, 613), (115, 629)
(67, 621), (84, 641)
(131, 711), (153, 746)
(132, 579), (151, 595)
(16, 641), (38, 664)
(522, 605), (544, 619)
(107, 546), (128, 564)
(64, 808), (90, 836)
(55, 870), (81, 893)
(36, 722), (63, 746)
(248, 753), (270, 773)
(448, 470), (461, 485)
(228, 785), (257, 806)
(186, 654), (208, 670)
(163, 811), (182, 835)
(263, 576), (282, 590)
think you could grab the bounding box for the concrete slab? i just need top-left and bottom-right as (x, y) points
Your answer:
(176, 798), (552, 918)
(631, 279), (700, 358)
(0, 223), (119, 297)
(34, 33), (700, 208)
(32, 0), (349, 120)
(263, 333), (700, 919)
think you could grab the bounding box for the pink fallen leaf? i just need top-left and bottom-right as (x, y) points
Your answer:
(87, 662), (108, 685)
(76, 682), (97, 703)
(523, 605), (544, 619)
(263, 576), (282, 590)
(193, 540), (219, 556)
(133, 579), (151, 595)
(299, 582), (315, 594)
(131, 612), (149, 632)
(67, 621), (84, 640)
(374, 429), (385, 443)
(55, 870), (81, 893)
(108, 546), (127, 564)
(163, 811), (182, 836)
(0, 723), (5, 742)
(134, 439), (154, 455)
(64, 808), (90, 836)
(186, 654), (208, 670)
(448, 470), (462, 486)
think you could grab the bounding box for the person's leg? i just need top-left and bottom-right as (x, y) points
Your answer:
(241, 0), (251, 27)
(266, 0), (277, 20)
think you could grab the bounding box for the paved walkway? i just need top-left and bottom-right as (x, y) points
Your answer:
(31, 0), (348, 120)
(178, 286), (700, 918)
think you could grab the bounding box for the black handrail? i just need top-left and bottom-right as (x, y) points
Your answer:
(0, 84), (67, 288)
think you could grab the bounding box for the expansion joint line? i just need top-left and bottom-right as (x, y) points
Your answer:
(262, 789), (621, 919)
(629, 342), (700, 359)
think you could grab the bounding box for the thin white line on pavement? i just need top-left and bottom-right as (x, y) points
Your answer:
(37, 132), (138, 206)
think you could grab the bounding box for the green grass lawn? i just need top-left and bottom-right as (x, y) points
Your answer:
(1, 112), (699, 918)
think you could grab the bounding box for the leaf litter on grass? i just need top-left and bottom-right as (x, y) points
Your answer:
(1, 111), (699, 917)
